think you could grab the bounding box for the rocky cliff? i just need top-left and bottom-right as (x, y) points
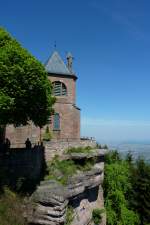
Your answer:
(26, 149), (106, 225)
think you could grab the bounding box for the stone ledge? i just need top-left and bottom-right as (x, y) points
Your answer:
(65, 149), (107, 160)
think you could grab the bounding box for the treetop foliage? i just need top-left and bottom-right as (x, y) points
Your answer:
(0, 27), (55, 127)
(104, 150), (150, 225)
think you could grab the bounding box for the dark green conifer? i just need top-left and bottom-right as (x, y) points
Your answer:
(131, 158), (150, 224)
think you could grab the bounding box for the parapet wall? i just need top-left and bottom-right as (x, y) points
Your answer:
(45, 139), (97, 161)
(0, 147), (45, 187)
(0, 139), (96, 182)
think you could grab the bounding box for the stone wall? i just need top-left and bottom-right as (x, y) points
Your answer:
(6, 103), (81, 146)
(0, 147), (45, 186)
(6, 123), (40, 148)
(45, 139), (97, 161)
(51, 102), (80, 140)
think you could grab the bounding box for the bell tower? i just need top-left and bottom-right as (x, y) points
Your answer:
(45, 51), (80, 140)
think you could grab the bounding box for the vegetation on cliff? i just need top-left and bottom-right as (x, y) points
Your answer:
(66, 146), (93, 154)
(92, 208), (105, 225)
(0, 188), (27, 225)
(45, 154), (96, 185)
(104, 150), (150, 225)
(65, 206), (74, 225)
(129, 157), (150, 225)
(0, 27), (55, 127)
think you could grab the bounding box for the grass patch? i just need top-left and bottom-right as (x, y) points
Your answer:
(65, 206), (74, 225)
(45, 157), (77, 185)
(78, 158), (96, 172)
(0, 188), (27, 225)
(66, 146), (93, 154)
(45, 156), (96, 185)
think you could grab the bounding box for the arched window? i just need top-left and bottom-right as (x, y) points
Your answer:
(52, 81), (67, 96)
(53, 113), (60, 130)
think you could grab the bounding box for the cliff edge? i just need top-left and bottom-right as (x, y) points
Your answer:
(26, 149), (107, 225)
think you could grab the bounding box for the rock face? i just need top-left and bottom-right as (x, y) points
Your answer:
(26, 149), (106, 225)
(26, 181), (68, 225)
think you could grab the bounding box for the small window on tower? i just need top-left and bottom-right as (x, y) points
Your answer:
(53, 113), (60, 130)
(52, 81), (67, 96)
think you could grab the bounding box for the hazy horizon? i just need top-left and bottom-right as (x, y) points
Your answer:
(81, 117), (150, 144)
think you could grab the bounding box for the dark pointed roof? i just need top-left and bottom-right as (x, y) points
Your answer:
(45, 51), (73, 75)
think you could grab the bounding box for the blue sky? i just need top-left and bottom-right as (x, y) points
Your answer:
(1, 0), (150, 143)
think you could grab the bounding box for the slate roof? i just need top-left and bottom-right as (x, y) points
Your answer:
(45, 51), (73, 75)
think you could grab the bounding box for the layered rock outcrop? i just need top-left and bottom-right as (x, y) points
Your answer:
(26, 149), (106, 225)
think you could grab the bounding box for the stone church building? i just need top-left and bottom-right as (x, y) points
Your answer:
(6, 51), (80, 146)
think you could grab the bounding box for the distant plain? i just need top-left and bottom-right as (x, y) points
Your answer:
(108, 143), (150, 162)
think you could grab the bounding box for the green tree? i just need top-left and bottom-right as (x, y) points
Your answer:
(105, 150), (121, 164)
(125, 151), (133, 165)
(131, 158), (150, 225)
(92, 208), (105, 225)
(43, 126), (52, 141)
(104, 151), (139, 225)
(0, 27), (55, 127)
(103, 144), (108, 149)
